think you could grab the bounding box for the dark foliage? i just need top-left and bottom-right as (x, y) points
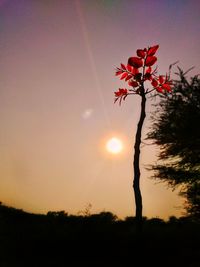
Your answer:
(147, 68), (200, 218)
(0, 202), (200, 266)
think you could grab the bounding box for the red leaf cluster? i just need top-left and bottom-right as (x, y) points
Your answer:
(114, 88), (128, 105)
(114, 44), (173, 104)
(151, 75), (172, 93)
(128, 57), (143, 68)
(145, 56), (157, 66)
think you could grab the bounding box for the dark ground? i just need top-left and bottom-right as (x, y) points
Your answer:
(0, 203), (199, 267)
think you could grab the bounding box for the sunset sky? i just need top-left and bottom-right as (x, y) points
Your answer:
(0, 0), (200, 219)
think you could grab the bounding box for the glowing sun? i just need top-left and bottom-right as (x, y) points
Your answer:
(106, 137), (123, 154)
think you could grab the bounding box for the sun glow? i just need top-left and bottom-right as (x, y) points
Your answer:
(106, 137), (123, 154)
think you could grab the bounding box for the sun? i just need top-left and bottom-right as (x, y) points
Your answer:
(106, 137), (123, 154)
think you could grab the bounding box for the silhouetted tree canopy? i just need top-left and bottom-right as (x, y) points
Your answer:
(1, 202), (200, 266)
(147, 68), (200, 218)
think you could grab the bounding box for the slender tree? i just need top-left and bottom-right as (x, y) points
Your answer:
(114, 45), (172, 227)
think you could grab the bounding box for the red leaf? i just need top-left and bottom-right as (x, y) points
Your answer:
(147, 45), (159, 56)
(120, 72), (128, 80)
(114, 88), (128, 105)
(125, 74), (133, 81)
(144, 66), (152, 80)
(115, 70), (123, 76)
(159, 75), (164, 84)
(136, 49), (146, 58)
(128, 80), (138, 87)
(126, 64), (133, 72)
(115, 91), (121, 97)
(156, 86), (164, 93)
(121, 88), (128, 94)
(145, 56), (157, 66)
(146, 66), (152, 73)
(128, 57), (143, 68)
(115, 88), (128, 96)
(121, 63), (126, 70)
(131, 67), (139, 75)
(162, 83), (171, 92)
(151, 78), (158, 87)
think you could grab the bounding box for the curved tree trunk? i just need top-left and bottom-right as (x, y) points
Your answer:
(133, 86), (146, 231)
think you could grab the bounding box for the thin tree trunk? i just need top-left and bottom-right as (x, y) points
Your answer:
(133, 86), (146, 231)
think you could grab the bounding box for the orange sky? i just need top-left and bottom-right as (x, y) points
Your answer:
(0, 0), (199, 219)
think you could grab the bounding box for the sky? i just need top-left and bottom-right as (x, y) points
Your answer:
(0, 0), (200, 219)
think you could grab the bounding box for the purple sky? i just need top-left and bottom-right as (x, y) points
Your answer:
(0, 0), (200, 219)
